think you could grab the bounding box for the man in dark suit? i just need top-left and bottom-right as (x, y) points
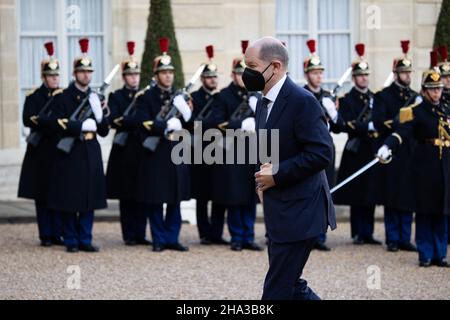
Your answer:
(243, 37), (337, 300)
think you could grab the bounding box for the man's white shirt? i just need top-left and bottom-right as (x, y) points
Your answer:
(263, 74), (287, 121)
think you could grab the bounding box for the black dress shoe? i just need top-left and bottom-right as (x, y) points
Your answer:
(243, 242), (264, 251)
(211, 238), (230, 246)
(419, 260), (432, 267)
(153, 245), (165, 252)
(432, 259), (450, 268)
(231, 242), (243, 251)
(166, 243), (189, 252)
(353, 237), (364, 245)
(124, 240), (137, 246)
(314, 242), (331, 251)
(40, 240), (52, 247)
(51, 237), (65, 246)
(399, 242), (417, 252)
(363, 237), (382, 245)
(79, 244), (100, 253)
(387, 243), (399, 252)
(136, 239), (152, 246)
(200, 238), (213, 245)
(66, 246), (79, 253)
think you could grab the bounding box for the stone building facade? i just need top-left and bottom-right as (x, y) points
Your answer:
(0, 0), (444, 199)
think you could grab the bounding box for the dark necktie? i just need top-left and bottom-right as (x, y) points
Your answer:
(258, 97), (271, 130)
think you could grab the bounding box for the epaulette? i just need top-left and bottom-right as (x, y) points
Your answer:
(136, 86), (151, 99)
(399, 102), (420, 124)
(218, 122), (229, 131)
(26, 88), (37, 97)
(52, 88), (64, 96)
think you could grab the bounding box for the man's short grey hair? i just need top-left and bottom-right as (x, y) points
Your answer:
(259, 42), (289, 68)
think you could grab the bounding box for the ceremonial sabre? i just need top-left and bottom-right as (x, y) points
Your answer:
(331, 67), (353, 96)
(383, 72), (394, 88)
(330, 157), (388, 194)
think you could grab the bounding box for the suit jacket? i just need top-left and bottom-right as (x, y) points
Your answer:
(256, 76), (337, 243)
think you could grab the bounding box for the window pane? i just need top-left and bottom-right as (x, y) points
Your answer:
(318, 0), (349, 30)
(20, 37), (58, 88)
(20, 0), (56, 32)
(278, 35), (308, 83)
(276, 0), (308, 32)
(318, 34), (351, 82)
(66, 0), (103, 34)
(68, 36), (104, 85)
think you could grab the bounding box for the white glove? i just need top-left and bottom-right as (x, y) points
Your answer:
(248, 96), (258, 113)
(322, 97), (338, 123)
(241, 117), (256, 132)
(81, 118), (97, 132)
(166, 117), (183, 133)
(368, 121), (376, 132)
(173, 95), (192, 122)
(377, 145), (392, 162)
(89, 93), (103, 123)
(415, 95), (423, 105)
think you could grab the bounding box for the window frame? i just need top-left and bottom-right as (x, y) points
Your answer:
(16, 0), (110, 142)
(276, 0), (359, 86)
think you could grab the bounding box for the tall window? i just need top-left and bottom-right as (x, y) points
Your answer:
(18, 0), (107, 140)
(276, 0), (355, 89)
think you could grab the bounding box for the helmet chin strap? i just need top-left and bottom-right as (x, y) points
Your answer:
(423, 89), (440, 105)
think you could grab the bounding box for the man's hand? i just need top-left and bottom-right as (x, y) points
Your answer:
(89, 93), (103, 123)
(173, 95), (192, 122)
(376, 145), (392, 163)
(255, 163), (276, 192)
(322, 97), (338, 123)
(241, 117), (256, 132)
(166, 117), (183, 133)
(256, 188), (264, 205)
(81, 118), (98, 132)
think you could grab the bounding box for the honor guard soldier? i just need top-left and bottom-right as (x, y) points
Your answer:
(106, 41), (151, 246)
(190, 45), (228, 245)
(303, 39), (342, 251)
(438, 46), (450, 244)
(333, 44), (382, 245)
(48, 38), (109, 253)
(18, 42), (63, 247)
(135, 38), (192, 252)
(377, 51), (449, 267)
(211, 41), (262, 252)
(373, 40), (419, 252)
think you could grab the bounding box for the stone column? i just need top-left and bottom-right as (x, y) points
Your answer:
(0, 0), (20, 149)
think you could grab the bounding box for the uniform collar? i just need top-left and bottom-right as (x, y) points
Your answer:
(69, 82), (90, 101)
(201, 86), (216, 96)
(39, 83), (54, 97)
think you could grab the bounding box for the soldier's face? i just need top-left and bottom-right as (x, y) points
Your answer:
(442, 75), (450, 89)
(423, 87), (443, 104)
(74, 71), (93, 87)
(354, 75), (369, 89)
(231, 72), (245, 88)
(305, 70), (323, 88)
(201, 76), (218, 91)
(124, 73), (140, 89)
(396, 72), (412, 86)
(156, 70), (174, 88)
(44, 75), (60, 89)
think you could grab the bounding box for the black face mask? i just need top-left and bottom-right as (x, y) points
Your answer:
(242, 63), (274, 92)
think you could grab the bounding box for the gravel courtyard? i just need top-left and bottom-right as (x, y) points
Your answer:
(0, 222), (449, 300)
